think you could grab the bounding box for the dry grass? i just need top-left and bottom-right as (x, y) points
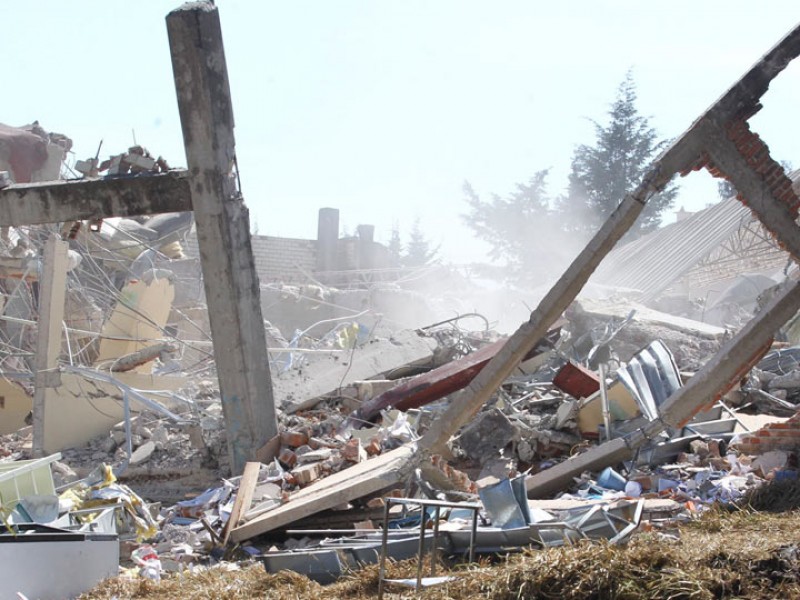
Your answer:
(82, 509), (800, 600)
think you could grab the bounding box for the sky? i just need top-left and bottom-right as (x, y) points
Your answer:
(3, 2), (799, 264)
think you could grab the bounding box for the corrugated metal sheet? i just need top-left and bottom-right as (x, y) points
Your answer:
(591, 199), (753, 299)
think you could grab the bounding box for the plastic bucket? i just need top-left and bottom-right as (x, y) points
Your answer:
(597, 467), (626, 491)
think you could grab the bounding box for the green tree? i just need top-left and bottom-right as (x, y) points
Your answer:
(402, 218), (438, 267)
(462, 171), (559, 281)
(557, 72), (677, 237)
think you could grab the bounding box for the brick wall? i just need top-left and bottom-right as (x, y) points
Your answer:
(732, 411), (800, 454)
(723, 118), (800, 217)
(682, 116), (800, 219)
(184, 233), (317, 285)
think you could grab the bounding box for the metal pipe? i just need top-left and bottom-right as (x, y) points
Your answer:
(431, 506), (441, 576)
(599, 362), (612, 442)
(469, 507), (479, 563)
(416, 507), (427, 590)
(377, 500), (391, 600)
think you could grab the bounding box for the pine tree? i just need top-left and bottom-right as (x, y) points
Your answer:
(402, 218), (438, 267)
(558, 72), (677, 237)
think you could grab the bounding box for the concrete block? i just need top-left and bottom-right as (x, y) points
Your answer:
(129, 441), (155, 465)
(555, 399), (579, 430)
(455, 408), (518, 462)
(296, 448), (333, 464)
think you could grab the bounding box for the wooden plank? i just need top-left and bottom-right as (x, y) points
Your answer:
(231, 443), (416, 542)
(222, 461), (260, 546)
(0, 171), (191, 226)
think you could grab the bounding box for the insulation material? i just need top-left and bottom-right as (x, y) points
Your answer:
(95, 276), (175, 374)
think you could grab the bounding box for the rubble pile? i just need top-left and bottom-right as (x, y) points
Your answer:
(4, 19), (800, 596)
(2, 233), (799, 592)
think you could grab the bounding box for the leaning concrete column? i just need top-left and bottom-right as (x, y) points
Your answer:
(167, 2), (277, 474)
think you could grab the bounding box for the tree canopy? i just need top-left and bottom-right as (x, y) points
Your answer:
(462, 72), (676, 282)
(462, 172), (561, 282)
(557, 71), (677, 236)
(402, 218), (439, 267)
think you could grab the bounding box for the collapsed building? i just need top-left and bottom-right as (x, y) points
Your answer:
(1, 3), (800, 598)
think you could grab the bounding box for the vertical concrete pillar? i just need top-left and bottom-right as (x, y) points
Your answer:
(356, 224), (375, 270)
(167, 2), (277, 474)
(316, 207), (340, 275)
(32, 236), (68, 457)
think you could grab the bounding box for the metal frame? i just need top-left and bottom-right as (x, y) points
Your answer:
(377, 496), (481, 599)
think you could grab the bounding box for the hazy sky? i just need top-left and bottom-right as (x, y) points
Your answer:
(3, 2), (799, 263)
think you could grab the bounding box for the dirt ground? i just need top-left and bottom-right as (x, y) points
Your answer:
(82, 507), (800, 600)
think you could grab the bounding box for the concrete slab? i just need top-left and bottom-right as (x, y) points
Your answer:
(276, 330), (438, 413)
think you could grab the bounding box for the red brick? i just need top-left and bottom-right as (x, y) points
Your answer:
(341, 439), (365, 463)
(278, 448), (297, 469)
(365, 437), (382, 456)
(281, 430), (309, 448)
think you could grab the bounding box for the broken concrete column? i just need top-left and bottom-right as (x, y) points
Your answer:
(33, 237), (69, 457)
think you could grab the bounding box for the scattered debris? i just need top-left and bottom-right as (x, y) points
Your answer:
(2, 6), (800, 598)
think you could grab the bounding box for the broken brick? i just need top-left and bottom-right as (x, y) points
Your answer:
(278, 448), (297, 469)
(365, 437), (382, 456)
(341, 438), (366, 463)
(292, 463), (320, 486)
(281, 430), (309, 448)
